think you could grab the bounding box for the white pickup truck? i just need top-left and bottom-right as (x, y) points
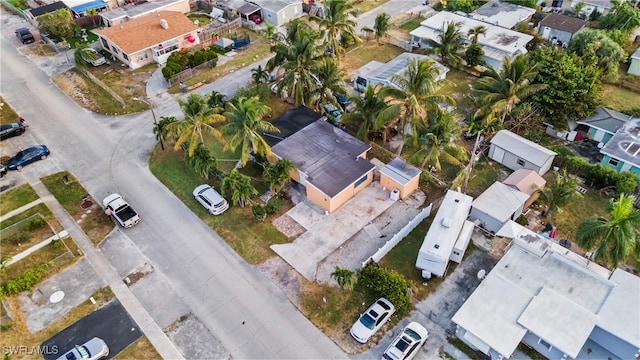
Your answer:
(103, 194), (141, 228)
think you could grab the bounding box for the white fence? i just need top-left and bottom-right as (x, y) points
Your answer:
(362, 203), (432, 266)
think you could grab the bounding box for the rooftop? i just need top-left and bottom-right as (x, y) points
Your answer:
(502, 169), (546, 195)
(471, 0), (536, 29)
(99, 0), (186, 21)
(262, 106), (322, 147)
(632, 47), (640, 59)
(471, 182), (529, 222)
(577, 107), (634, 135)
(250, 0), (299, 12)
(29, 1), (67, 17)
(354, 52), (449, 89)
(600, 116), (640, 167)
(538, 13), (588, 33)
(490, 130), (556, 167)
(380, 158), (421, 186)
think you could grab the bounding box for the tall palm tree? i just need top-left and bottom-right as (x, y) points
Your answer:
(154, 116), (178, 146)
(331, 266), (356, 291)
(263, 158), (295, 194)
(187, 143), (217, 179)
(261, 20), (280, 44)
(167, 94), (226, 156)
(221, 96), (278, 166)
(374, 12), (391, 44)
(467, 25), (486, 44)
(425, 21), (465, 67)
(207, 90), (227, 110)
(378, 58), (455, 153)
(537, 169), (583, 217)
(342, 85), (387, 141)
(221, 168), (258, 207)
(575, 194), (640, 268)
(312, 57), (347, 109)
(405, 112), (468, 170)
(471, 55), (547, 125)
(251, 65), (270, 84)
(310, 0), (361, 61)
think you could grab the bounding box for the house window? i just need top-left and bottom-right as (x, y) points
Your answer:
(354, 174), (368, 188)
(101, 38), (108, 48)
(122, 53), (129, 61)
(517, 159), (525, 166)
(608, 158), (619, 166)
(110, 45), (119, 54)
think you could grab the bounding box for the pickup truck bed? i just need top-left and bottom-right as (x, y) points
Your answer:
(103, 193), (140, 228)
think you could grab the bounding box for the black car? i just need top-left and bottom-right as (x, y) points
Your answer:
(15, 28), (35, 44)
(0, 122), (26, 140)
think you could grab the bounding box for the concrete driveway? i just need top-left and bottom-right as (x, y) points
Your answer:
(41, 300), (142, 360)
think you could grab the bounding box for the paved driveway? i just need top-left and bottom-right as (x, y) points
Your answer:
(41, 300), (142, 360)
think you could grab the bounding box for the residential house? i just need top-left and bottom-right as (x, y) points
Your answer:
(99, 0), (190, 27)
(353, 52), (449, 92)
(26, 1), (68, 23)
(600, 116), (640, 176)
(215, 0), (262, 25)
(379, 158), (421, 200)
(537, 13), (588, 47)
(576, 107), (631, 144)
(489, 130), (557, 175)
(266, 107), (376, 213)
(410, 11), (533, 70)
(471, 0), (536, 29)
(415, 190), (474, 278)
(469, 181), (529, 233)
(628, 47), (640, 76)
(94, 10), (199, 69)
(250, 0), (302, 26)
(62, 0), (108, 17)
(571, 0), (617, 15)
(452, 223), (640, 360)
(502, 169), (546, 209)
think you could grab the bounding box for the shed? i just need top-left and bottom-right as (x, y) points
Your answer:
(416, 190), (473, 278)
(469, 182), (529, 233)
(502, 169), (546, 209)
(489, 130), (556, 175)
(251, 0), (302, 26)
(379, 158), (421, 200)
(628, 48), (640, 77)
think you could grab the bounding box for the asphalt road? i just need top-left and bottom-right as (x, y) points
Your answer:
(0, 22), (344, 360)
(41, 300), (142, 360)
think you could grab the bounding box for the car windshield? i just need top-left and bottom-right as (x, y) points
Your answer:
(76, 345), (90, 358)
(405, 328), (422, 341)
(359, 313), (376, 329)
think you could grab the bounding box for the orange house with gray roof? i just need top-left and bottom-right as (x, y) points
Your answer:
(94, 10), (199, 69)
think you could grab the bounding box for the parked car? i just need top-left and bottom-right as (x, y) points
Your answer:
(0, 122), (26, 140)
(103, 194), (141, 228)
(56, 337), (109, 360)
(336, 94), (354, 112)
(80, 48), (107, 67)
(322, 103), (342, 124)
(0, 164), (7, 178)
(350, 297), (395, 343)
(382, 322), (429, 360)
(6, 145), (50, 170)
(193, 184), (229, 215)
(15, 28), (35, 44)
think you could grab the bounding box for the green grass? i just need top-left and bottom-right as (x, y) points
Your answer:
(1, 215), (56, 258)
(439, 68), (477, 117)
(352, 0), (390, 14)
(69, 30), (100, 49)
(398, 17), (424, 31)
(464, 160), (500, 198)
(0, 203), (61, 232)
(601, 84), (640, 114)
(342, 42), (405, 77)
(546, 190), (609, 242)
(149, 147), (288, 264)
(0, 238), (78, 284)
(0, 96), (21, 125)
(0, 184), (39, 215)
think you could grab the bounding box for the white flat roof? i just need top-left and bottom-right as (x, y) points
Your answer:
(490, 130), (556, 167)
(471, 0), (536, 29)
(355, 52), (449, 87)
(380, 158), (421, 186)
(471, 182), (529, 223)
(597, 269), (640, 348)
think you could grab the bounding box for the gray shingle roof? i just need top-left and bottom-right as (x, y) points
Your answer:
(538, 13), (588, 33)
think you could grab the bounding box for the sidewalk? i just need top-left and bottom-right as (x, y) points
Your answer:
(28, 180), (184, 360)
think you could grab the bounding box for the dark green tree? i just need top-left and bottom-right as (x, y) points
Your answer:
(342, 85), (388, 141)
(221, 168), (258, 207)
(251, 65), (270, 84)
(309, 0), (361, 61)
(38, 8), (75, 40)
(357, 262), (411, 316)
(599, 0), (640, 34)
(537, 169), (583, 217)
(464, 43), (484, 67)
(568, 29), (626, 82)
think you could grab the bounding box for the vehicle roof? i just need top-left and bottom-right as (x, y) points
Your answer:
(193, 184), (224, 202)
(103, 193), (126, 208)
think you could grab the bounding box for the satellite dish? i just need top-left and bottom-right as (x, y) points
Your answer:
(477, 269), (486, 280)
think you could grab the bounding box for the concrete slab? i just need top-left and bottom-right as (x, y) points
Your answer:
(363, 223), (382, 239)
(271, 182), (396, 281)
(99, 230), (149, 279)
(20, 258), (107, 333)
(167, 315), (228, 360)
(130, 271), (190, 329)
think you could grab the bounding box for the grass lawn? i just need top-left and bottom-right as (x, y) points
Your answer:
(398, 17), (424, 31)
(0, 183), (39, 215)
(601, 84), (640, 114)
(352, 0), (390, 14)
(546, 190), (609, 242)
(1, 203), (62, 233)
(1, 214), (56, 258)
(41, 171), (114, 245)
(342, 42), (405, 77)
(464, 159), (500, 198)
(149, 147), (289, 265)
(0, 287), (115, 360)
(439, 68), (477, 117)
(114, 336), (161, 360)
(0, 96), (21, 124)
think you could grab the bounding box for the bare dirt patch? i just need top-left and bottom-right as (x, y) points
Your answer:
(52, 71), (98, 110)
(272, 214), (306, 239)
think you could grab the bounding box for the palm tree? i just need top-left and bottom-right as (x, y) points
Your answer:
(207, 90), (227, 110)
(261, 20), (280, 44)
(154, 116), (178, 146)
(361, 26), (374, 42)
(405, 112), (468, 170)
(462, 116), (503, 190)
(330, 266), (356, 291)
(342, 85), (387, 141)
(537, 169), (583, 217)
(467, 25), (486, 44)
(221, 96), (278, 166)
(263, 158), (295, 194)
(312, 57), (347, 109)
(221, 168), (258, 207)
(167, 93), (226, 156)
(378, 57), (455, 154)
(187, 143), (217, 179)
(310, 0), (361, 61)
(425, 21), (465, 67)
(374, 12), (391, 44)
(575, 194), (640, 268)
(251, 65), (270, 84)
(471, 55), (547, 125)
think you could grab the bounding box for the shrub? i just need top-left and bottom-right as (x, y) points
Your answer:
(163, 48), (218, 80)
(25, 216), (46, 231)
(0, 263), (50, 300)
(616, 171), (639, 194)
(6, 232), (29, 246)
(252, 204), (266, 221)
(515, 215), (529, 226)
(357, 262), (411, 316)
(265, 200), (279, 215)
(586, 164), (619, 188)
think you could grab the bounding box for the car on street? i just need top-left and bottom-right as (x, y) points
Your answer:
(322, 103), (342, 124)
(79, 48), (107, 66)
(193, 184), (229, 215)
(15, 28), (35, 44)
(56, 337), (109, 360)
(6, 145), (50, 170)
(382, 322), (429, 360)
(350, 297), (395, 343)
(0, 122), (26, 140)
(103, 194), (141, 228)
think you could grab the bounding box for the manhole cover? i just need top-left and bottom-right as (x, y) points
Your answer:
(49, 291), (65, 303)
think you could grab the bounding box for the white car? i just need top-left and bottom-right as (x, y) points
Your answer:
(382, 322), (428, 360)
(56, 337), (109, 360)
(80, 48), (107, 66)
(193, 184), (229, 215)
(350, 297), (395, 343)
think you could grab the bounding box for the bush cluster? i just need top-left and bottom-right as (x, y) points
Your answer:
(162, 48), (219, 80)
(0, 263), (50, 300)
(357, 262), (411, 316)
(25, 216), (47, 231)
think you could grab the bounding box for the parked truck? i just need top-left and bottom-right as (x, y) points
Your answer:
(103, 194), (140, 228)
